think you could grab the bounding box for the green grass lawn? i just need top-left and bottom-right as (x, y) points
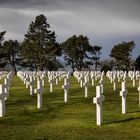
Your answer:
(0, 76), (140, 140)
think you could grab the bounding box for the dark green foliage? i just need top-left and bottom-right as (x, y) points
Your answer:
(90, 45), (102, 71)
(21, 14), (62, 71)
(110, 41), (135, 71)
(1, 40), (21, 74)
(101, 59), (115, 73)
(135, 55), (140, 70)
(61, 35), (93, 72)
(101, 64), (112, 73)
(0, 31), (6, 69)
(0, 31), (6, 45)
(0, 31), (23, 73)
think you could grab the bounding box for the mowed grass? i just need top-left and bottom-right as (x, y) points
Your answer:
(0, 75), (140, 140)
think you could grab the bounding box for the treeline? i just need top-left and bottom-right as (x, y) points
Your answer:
(0, 14), (140, 74)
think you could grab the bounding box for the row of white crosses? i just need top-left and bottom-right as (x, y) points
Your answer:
(106, 71), (125, 83)
(17, 71), (35, 95)
(74, 71), (89, 97)
(18, 71), (46, 94)
(115, 71), (140, 108)
(74, 70), (139, 126)
(106, 71), (127, 92)
(17, 71), (45, 109)
(0, 71), (13, 117)
(48, 71), (69, 93)
(13, 70), (140, 126)
(93, 76), (128, 126)
(34, 71), (70, 106)
(107, 71), (140, 112)
(77, 71), (103, 92)
(74, 71), (104, 98)
(33, 72), (46, 109)
(17, 71), (70, 108)
(16, 70), (140, 124)
(16, 70), (131, 125)
(14, 70), (140, 127)
(106, 71), (130, 115)
(42, 71), (71, 103)
(108, 71), (116, 91)
(55, 70), (106, 126)
(128, 71), (140, 87)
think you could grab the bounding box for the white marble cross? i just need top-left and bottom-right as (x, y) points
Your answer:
(90, 72), (95, 86)
(23, 73), (26, 84)
(91, 76), (95, 86)
(95, 72), (98, 81)
(40, 76), (45, 87)
(34, 80), (43, 109)
(99, 76), (104, 94)
(132, 74), (136, 87)
(29, 76), (34, 96)
(62, 78), (70, 102)
(117, 73), (120, 82)
(55, 72), (59, 85)
(120, 81), (127, 114)
(136, 71), (140, 80)
(83, 76), (88, 98)
(113, 77), (116, 91)
(67, 71), (71, 79)
(93, 86), (105, 126)
(79, 75), (83, 88)
(0, 84), (8, 117)
(137, 79), (140, 106)
(40, 72), (46, 87)
(123, 72), (127, 81)
(4, 78), (9, 100)
(25, 75), (30, 88)
(66, 72), (71, 88)
(49, 76), (54, 93)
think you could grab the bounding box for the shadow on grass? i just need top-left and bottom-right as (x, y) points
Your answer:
(104, 116), (140, 125)
(127, 110), (140, 113)
(6, 99), (31, 105)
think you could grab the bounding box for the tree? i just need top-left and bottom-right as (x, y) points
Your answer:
(110, 41), (135, 71)
(61, 35), (92, 72)
(1, 40), (21, 74)
(0, 31), (6, 70)
(100, 59), (115, 73)
(135, 55), (140, 70)
(0, 31), (6, 45)
(90, 45), (102, 71)
(21, 14), (62, 71)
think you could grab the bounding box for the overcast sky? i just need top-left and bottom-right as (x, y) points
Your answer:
(0, 0), (140, 59)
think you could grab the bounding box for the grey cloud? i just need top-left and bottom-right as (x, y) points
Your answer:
(0, 0), (140, 20)
(0, 0), (140, 37)
(0, 0), (140, 58)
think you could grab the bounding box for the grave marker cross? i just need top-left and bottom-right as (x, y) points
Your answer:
(93, 86), (105, 126)
(0, 84), (8, 117)
(62, 78), (70, 102)
(120, 81), (127, 114)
